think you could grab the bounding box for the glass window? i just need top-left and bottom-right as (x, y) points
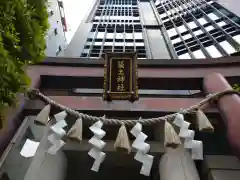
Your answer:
(95, 16), (100, 20)
(178, 25), (187, 34)
(217, 21), (227, 27)
(166, 10), (171, 16)
(104, 42), (113, 46)
(193, 49), (205, 59)
(97, 32), (105, 39)
(86, 41), (92, 46)
(155, 0), (161, 6)
(54, 28), (58, 36)
(207, 0), (214, 4)
(94, 42), (102, 46)
(135, 42), (145, 46)
(160, 13), (167, 19)
(83, 49), (90, 54)
(187, 21), (197, 29)
(106, 33), (114, 39)
(132, 16), (140, 20)
(126, 33), (133, 39)
(56, 45), (62, 56)
(208, 13), (219, 21)
(135, 32), (143, 39)
(126, 42), (134, 46)
(206, 45), (222, 58)
(233, 34), (240, 44)
(171, 38), (181, 44)
(167, 28), (177, 37)
(173, 8), (179, 13)
(115, 33), (124, 39)
(193, 30), (203, 36)
(182, 34), (192, 40)
(219, 41), (236, 54)
(115, 42), (124, 46)
(197, 18), (208, 25)
(178, 53), (191, 59)
(205, 25), (214, 32)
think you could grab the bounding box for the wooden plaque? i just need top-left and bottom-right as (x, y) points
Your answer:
(103, 52), (139, 102)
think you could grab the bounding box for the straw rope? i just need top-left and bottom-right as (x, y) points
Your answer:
(27, 89), (239, 126)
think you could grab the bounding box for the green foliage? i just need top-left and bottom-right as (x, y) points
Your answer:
(233, 84), (240, 92)
(0, 0), (49, 115)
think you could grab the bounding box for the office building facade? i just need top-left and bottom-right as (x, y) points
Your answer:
(1, 1), (240, 180)
(65, 0), (240, 59)
(46, 0), (68, 57)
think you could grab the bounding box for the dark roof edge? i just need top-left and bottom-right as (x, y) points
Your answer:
(39, 56), (240, 68)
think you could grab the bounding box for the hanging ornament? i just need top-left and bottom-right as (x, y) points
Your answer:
(88, 120), (106, 172)
(54, 111), (67, 122)
(114, 123), (131, 153)
(164, 121), (181, 148)
(130, 122), (154, 176)
(191, 140), (203, 160)
(196, 109), (214, 132)
(50, 119), (67, 137)
(47, 112), (67, 155)
(47, 133), (66, 155)
(35, 104), (51, 125)
(183, 130), (195, 149)
(67, 117), (83, 141)
(173, 113), (203, 160)
(173, 113), (184, 127)
(179, 120), (191, 138)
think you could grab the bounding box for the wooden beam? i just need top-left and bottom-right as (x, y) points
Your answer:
(41, 56), (240, 68)
(28, 65), (240, 79)
(24, 96), (218, 113)
(40, 76), (204, 90)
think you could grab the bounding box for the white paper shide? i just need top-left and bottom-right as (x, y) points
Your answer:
(174, 113), (203, 160)
(131, 122), (154, 176)
(88, 120), (106, 172)
(20, 139), (40, 158)
(47, 111), (67, 155)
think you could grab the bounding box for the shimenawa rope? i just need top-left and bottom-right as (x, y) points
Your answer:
(27, 89), (239, 126)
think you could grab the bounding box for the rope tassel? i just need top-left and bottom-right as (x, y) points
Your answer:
(67, 118), (83, 142)
(164, 121), (181, 148)
(114, 124), (131, 154)
(35, 104), (51, 125)
(196, 109), (214, 132)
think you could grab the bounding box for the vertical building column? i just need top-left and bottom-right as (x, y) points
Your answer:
(159, 147), (200, 180)
(203, 73), (240, 156)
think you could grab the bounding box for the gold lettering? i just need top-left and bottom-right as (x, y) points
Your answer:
(117, 75), (125, 83)
(118, 61), (124, 69)
(118, 69), (124, 76)
(117, 83), (125, 92)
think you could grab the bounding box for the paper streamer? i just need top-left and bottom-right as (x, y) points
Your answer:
(20, 139), (40, 158)
(191, 141), (203, 160)
(47, 112), (67, 155)
(48, 136), (66, 155)
(50, 120), (67, 137)
(174, 114), (203, 160)
(131, 122), (153, 176)
(184, 130), (195, 149)
(140, 155), (154, 176)
(88, 120), (106, 172)
(54, 111), (67, 122)
(173, 113), (184, 127)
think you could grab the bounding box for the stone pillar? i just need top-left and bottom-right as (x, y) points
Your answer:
(159, 147), (200, 180)
(203, 73), (240, 156)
